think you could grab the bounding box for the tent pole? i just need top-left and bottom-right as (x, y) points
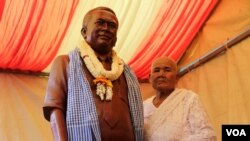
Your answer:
(178, 28), (250, 77)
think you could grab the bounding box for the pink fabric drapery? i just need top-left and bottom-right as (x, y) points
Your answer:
(128, 0), (219, 79)
(0, 0), (79, 71)
(0, 0), (218, 79)
(0, 0), (5, 21)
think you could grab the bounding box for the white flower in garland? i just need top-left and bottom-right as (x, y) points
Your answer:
(79, 40), (124, 101)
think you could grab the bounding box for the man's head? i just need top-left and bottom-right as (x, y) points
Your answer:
(149, 56), (179, 92)
(81, 7), (119, 54)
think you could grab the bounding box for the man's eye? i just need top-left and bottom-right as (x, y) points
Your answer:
(108, 23), (117, 29)
(96, 20), (105, 25)
(95, 20), (117, 29)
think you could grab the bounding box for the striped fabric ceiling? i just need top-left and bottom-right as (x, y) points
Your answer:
(0, 0), (218, 79)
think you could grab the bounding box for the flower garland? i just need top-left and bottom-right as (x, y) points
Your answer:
(79, 41), (124, 101)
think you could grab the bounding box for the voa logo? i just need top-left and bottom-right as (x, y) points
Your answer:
(226, 129), (246, 136)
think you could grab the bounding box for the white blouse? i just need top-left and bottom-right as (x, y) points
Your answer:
(143, 88), (216, 141)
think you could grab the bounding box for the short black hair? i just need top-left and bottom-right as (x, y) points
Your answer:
(82, 7), (118, 29)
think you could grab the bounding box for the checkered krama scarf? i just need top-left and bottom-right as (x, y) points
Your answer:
(66, 48), (143, 141)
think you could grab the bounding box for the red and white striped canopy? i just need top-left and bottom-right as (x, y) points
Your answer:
(0, 0), (218, 79)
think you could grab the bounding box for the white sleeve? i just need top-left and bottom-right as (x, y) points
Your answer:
(143, 97), (156, 123)
(185, 94), (216, 141)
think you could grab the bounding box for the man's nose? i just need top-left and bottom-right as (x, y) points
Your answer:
(100, 22), (109, 30)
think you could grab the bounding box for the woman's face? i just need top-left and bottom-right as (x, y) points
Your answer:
(150, 58), (178, 92)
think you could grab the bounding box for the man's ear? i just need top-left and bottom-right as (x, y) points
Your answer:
(148, 73), (152, 83)
(81, 27), (87, 39)
(111, 36), (117, 47)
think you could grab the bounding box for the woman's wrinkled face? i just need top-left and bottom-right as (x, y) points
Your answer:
(82, 9), (118, 54)
(149, 57), (178, 92)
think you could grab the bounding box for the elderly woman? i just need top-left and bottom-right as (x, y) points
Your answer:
(143, 56), (216, 141)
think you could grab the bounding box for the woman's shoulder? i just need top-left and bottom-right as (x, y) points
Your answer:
(176, 88), (199, 97)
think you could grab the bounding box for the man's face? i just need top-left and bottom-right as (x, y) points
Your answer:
(82, 10), (118, 54)
(149, 58), (178, 92)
